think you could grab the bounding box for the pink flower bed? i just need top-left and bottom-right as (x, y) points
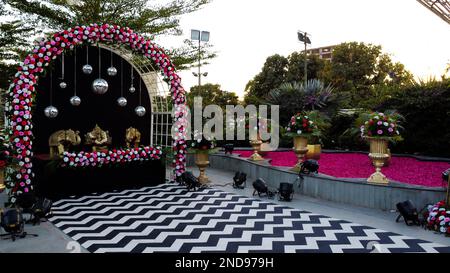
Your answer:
(233, 150), (450, 188)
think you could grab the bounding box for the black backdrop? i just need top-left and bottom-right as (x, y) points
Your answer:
(33, 45), (152, 154)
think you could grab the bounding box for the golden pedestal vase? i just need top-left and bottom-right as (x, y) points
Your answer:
(195, 152), (210, 184)
(366, 137), (390, 185)
(0, 167), (5, 192)
(249, 139), (264, 161)
(306, 144), (321, 160)
(291, 135), (309, 172)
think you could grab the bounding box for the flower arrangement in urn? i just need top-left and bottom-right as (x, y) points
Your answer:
(286, 113), (319, 137)
(359, 112), (402, 141)
(285, 113), (319, 171)
(425, 201), (450, 236)
(189, 131), (217, 153)
(189, 131), (218, 184)
(357, 111), (403, 184)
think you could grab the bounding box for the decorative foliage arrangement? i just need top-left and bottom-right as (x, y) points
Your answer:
(189, 131), (217, 154)
(4, 23), (187, 200)
(285, 113), (319, 137)
(61, 146), (163, 168)
(425, 201), (450, 236)
(358, 111), (402, 140)
(0, 134), (15, 169)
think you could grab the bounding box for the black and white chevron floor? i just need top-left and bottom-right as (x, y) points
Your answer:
(49, 184), (450, 253)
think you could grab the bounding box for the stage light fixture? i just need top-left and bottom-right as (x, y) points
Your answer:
(224, 143), (234, 155)
(278, 182), (294, 202)
(181, 171), (201, 191)
(233, 171), (247, 189)
(298, 159), (319, 179)
(395, 200), (420, 226)
(252, 178), (274, 198)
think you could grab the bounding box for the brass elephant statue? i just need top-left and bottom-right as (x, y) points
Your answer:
(85, 124), (112, 152)
(125, 127), (141, 148)
(49, 129), (81, 158)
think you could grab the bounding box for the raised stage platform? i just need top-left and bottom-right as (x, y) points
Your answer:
(32, 154), (166, 200)
(187, 153), (446, 211)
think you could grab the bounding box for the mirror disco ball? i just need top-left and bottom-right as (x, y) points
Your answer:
(70, 96), (81, 106)
(117, 97), (127, 107)
(135, 106), (146, 117)
(92, 78), (109, 95)
(107, 66), (117, 76)
(129, 86), (136, 93)
(59, 82), (67, 89)
(44, 106), (58, 118)
(82, 64), (93, 74)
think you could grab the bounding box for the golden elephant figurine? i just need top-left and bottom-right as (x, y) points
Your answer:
(49, 129), (81, 158)
(125, 127), (141, 148)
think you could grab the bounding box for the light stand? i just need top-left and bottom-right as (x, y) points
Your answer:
(191, 29), (210, 86)
(297, 30), (311, 85)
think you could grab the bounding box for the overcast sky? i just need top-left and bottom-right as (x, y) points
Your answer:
(156, 0), (450, 98)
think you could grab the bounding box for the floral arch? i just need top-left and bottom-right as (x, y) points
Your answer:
(5, 23), (187, 200)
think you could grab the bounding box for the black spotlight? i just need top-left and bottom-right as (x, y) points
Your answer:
(0, 208), (38, 241)
(224, 144), (234, 155)
(395, 200), (420, 226)
(233, 171), (247, 189)
(181, 171), (201, 191)
(252, 178), (274, 198)
(278, 182), (294, 201)
(299, 159), (319, 179)
(31, 197), (53, 225)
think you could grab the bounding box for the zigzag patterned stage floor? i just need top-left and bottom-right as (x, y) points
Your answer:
(49, 184), (450, 253)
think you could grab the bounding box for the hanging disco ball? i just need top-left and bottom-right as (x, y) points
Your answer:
(92, 78), (109, 95)
(70, 96), (81, 106)
(135, 106), (146, 117)
(82, 64), (93, 74)
(107, 66), (117, 76)
(117, 97), (127, 107)
(129, 85), (136, 93)
(44, 106), (58, 118)
(59, 82), (67, 89)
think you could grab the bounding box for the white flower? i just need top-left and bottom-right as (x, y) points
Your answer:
(297, 130), (302, 135)
(383, 122), (388, 127)
(374, 116), (379, 120)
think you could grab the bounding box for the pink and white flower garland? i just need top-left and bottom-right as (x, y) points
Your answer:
(60, 146), (163, 168)
(5, 23), (187, 199)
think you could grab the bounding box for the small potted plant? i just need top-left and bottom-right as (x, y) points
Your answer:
(304, 110), (330, 160)
(285, 113), (319, 171)
(358, 111), (403, 184)
(189, 131), (218, 184)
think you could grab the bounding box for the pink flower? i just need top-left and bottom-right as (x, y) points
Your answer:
(377, 130), (383, 135)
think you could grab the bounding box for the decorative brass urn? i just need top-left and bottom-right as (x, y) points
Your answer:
(195, 152), (210, 184)
(0, 167), (5, 192)
(367, 137), (389, 185)
(249, 139), (264, 161)
(291, 136), (309, 172)
(306, 144), (321, 160)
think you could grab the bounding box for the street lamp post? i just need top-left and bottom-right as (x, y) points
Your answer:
(191, 29), (210, 86)
(297, 30), (311, 85)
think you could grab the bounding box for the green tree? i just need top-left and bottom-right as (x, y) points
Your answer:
(286, 52), (326, 83)
(0, 0), (34, 89)
(187, 84), (239, 110)
(3, 0), (215, 69)
(244, 54), (288, 106)
(325, 42), (413, 106)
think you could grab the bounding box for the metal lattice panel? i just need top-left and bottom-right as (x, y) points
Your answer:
(417, 0), (450, 24)
(98, 44), (172, 148)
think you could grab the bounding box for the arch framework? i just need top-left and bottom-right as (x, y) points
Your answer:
(5, 24), (187, 200)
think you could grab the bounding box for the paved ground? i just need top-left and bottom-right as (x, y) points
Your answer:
(0, 167), (449, 253)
